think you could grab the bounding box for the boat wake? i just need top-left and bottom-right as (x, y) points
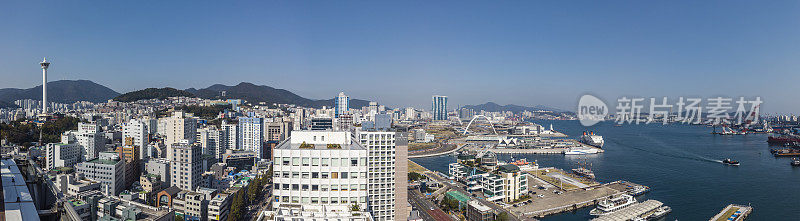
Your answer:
(607, 138), (720, 164)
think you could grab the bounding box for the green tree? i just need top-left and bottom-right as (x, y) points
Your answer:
(496, 212), (510, 221)
(408, 172), (425, 181)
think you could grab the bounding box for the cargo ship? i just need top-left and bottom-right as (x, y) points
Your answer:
(767, 135), (800, 144)
(772, 148), (800, 157)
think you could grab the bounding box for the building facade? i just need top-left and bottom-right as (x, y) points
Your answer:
(432, 95), (448, 121)
(168, 142), (202, 191)
(272, 131), (370, 218)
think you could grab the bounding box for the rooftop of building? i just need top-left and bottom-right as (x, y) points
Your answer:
(84, 158), (120, 165)
(445, 191), (471, 203)
(497, 164), (520, 173)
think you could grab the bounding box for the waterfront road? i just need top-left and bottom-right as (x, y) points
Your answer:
(409, 189), (453, 221)
(409, 142), (467, 158)
(424, 171), (525, 221)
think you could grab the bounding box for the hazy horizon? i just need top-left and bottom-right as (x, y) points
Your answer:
(3, 1), (800, 113)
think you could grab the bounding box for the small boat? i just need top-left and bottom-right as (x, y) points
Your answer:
(791, 158), (800, 167)
(722, 158), (740, 166)
(589, 194), (636, 216)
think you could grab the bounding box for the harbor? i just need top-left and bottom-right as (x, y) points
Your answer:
(410, 119), (789, 220)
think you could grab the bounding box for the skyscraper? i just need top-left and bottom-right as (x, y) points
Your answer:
(432, 95), (448, 121)
(123, 119), (148, 158)
(238, 116), (264, 159)
(357, 129), (409, 221)
(335, 92), (349, 118)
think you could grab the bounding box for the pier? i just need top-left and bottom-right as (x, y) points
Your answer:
(592, 200), (664, 221)
(710, 204), (752, 221)
(514, 181), (646, 218)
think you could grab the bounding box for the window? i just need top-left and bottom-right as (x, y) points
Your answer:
(302, 158), (310, 166)
(321, 185), (329, 191)
(312, 158), (320, 166)
(322, 158), (330, 166)
(351, 159), (358, 166)
(332, 172), (339, 179)
(332, 158), (340, 167)
(312, 185), (319, 191)
(292, 172), (299, 178)
(292, 157), (300, 166)
(341, 172), (348, 179)
(330, 197), (338, 204)
(331, 184), (338, 191)
(302, 184), (309, 191)
(282, 158), (290, 166)
(351, 184), (358, 191)
(282, 172), (289, 178)
(322, 172), (329, 179)
(292, 184), (299, 190)
(312, 172), (319, 179)
(321, 197), (328, 204)
(302, 172), (309, 179)
(341, 158), (348, 166)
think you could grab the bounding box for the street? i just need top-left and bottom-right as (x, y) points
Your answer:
(409, 189), (453, 221)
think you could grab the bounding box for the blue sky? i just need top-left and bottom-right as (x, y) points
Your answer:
(2, 1), (800, 113)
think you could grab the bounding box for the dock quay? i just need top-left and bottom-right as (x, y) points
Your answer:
(709, 204), (752, 221)
(514, 181), (646, 218)
(592, 200), (664, 221)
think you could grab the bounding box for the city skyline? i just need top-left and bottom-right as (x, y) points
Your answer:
(3, 1), (800, 112)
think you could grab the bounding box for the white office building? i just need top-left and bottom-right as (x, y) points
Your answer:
(75, 152), (125, 195)
(272, 131), (370, 219)
(45, 143), (82, 170)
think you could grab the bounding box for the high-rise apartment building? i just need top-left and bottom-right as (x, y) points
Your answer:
(168, 141), (202, 191)
(123, 119), (148, 158)
(198, 126), (221, 161)
(239, 116), (264, 159)
(220, 121), (238, 153)
(356, 129), (409, 221)
(432, 95), (448, 121)
(335, 92), (349, 118)
(165, 111), (197, 147)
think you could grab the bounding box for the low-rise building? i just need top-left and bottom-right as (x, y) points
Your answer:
(466, 200), (494, 221)
(75, 152), (125, 195)
(208, 193), (231, 221)
(45, 143), (82, 170)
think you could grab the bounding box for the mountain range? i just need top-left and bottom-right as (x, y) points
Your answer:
(461, 102), (565, 113)
(0, 80), (120, 106)
(0, 80), (563, 112)
(0, 80), (372, 109)
(185, 82), (372, 109)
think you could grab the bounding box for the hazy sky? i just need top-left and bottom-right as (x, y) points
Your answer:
(2, 1), (800, 113)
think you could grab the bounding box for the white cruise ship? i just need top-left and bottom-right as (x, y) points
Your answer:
(589, 194), (636, 216)
(580, 132), (604, 148)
